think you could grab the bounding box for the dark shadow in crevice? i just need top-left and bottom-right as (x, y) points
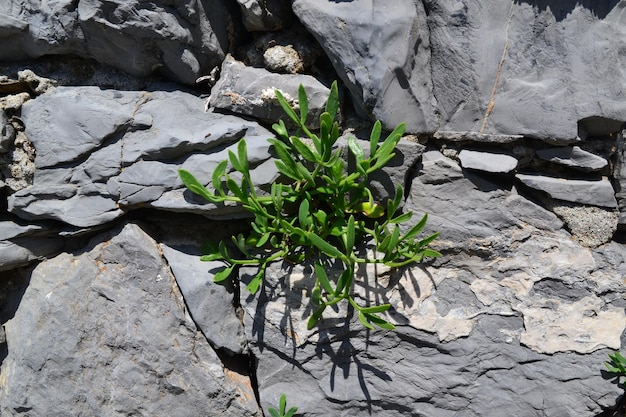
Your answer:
(0, 266), (33, 367)
(514, 0), (620, 21)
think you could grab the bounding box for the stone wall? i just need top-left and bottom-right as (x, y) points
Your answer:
(0, 1), (625, 416)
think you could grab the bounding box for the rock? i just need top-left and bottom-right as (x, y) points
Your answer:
(209, 56), (331, 129)
(516, 173), (617, 208)
(536, 145), (608, 172)
(161, 243), (247, 355)
(459, 149), (518, 173)
(292, 0), (438, 134)
(550, 201), (618, 247)
(235, 0), (292, 31)
(0, 0), (237, 85)
(264, 45), (304, 74)
(8, 86), (277, 227)
(0, 222), (260, 416)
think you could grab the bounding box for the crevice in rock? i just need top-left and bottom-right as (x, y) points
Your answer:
(0, 267), (32, 368)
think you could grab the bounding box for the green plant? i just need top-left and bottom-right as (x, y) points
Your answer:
(605, 351), (626, 389)
(178, 81), (440, 330)
(268, 394), (298, 417)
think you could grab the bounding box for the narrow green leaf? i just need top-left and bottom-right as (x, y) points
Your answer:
(226, 177), (243, 199)
(358, 311), (375, 330)
(388, 225), (401, 249)
(387, 184), (404, 220)
(369, 120), (382, 158)
(237, 139), (249, 174)
(213, 265), (234, 283)
(346, 215), (355, 254)
(272, 119), (288, 139)
(313, 209), (327, 227)
(389, 211), (413, 224)
(422, 248), (442, 258)
(298, 84), (308, 125)
(307, 306), (326, 329)
(365, 312), (396, 330)
(291, 136), (318, 162)
(285, 407), (298, 417)
(178, 169), (219, 203)
(279, 394), (287, 414)
(418, 232), (440, 247)
(359, 304), (391, 314)
(402, 213), (429, 241)
(246, 268), (265, 294)
(295, 162), (315, 185)
(348, 136), (364, 162)
(298, 199), (310, 228)
(334, 269), (352, 296)
(275, 160), (299, 181)
(308, 232), (344, 258)
(275, 89), (300, 125)
(314, 262), (335, 294)
(228, 149), (243, 173)
(211, 160), (228, 194)
(325, 80), (339, 120)
(200, 253), (223, 262)
(268, 409), (280, 417)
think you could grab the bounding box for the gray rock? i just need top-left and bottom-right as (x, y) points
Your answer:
(0, 235), (65, 272)
(0, 222), (260, 416)
(160, 243), (247, 355)
(236, 0), (292, 31)
(550, 201), (618, 248)
(293, 0), (438, 134)
(209, 55), (331, 129)
(0, 0), (236, 84)
(459, 149), (518, 173)
(536, 146), (608, 172)
(516, 173), (617, 208)
(8, 86), (277, 227)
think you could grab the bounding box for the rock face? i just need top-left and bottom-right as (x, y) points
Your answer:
(1, 1), (626, 416)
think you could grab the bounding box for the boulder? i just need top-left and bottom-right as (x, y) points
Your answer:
(0, 222), (260, 416)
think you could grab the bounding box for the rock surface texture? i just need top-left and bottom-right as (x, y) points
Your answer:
(0, 1), (625, 417)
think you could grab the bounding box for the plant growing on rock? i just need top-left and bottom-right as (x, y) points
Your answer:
(178, 81), (440, 330)
(268, 394), (298, 417)
(605, 351), (626, 389)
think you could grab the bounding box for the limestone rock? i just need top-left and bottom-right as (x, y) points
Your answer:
(537, 145), (608, 172)
(0, 222), (260, 416)
(209, 56), (331, 129)
(0, 0), (236, 84)
(516, 173), (617, 208)
(7, 86), (277, 227)
(459, 149), (518, 173)
(235, 0), (292, 31)
(292, 0), (438, 134)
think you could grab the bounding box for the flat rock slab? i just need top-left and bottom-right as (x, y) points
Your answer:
(8, 86), (277, 228)
(459, 149), (518, 173)
(0, 222), (259, 416)
(209, 55), (331, 128)
(516, 173), (617, 208)
(536, 146), (608, 172)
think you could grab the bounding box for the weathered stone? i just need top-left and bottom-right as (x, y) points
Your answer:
(264, 45), (304, 74)
(459, 149), (518, 173)
(516, 173), (617, 208)
(550, 201), (618, 247)
(209, 56), (330, 129)
(236, 0), (292, 31)
(0, 0), (237, 85)
(8, 86), (277, 227)
(537, 145), (608, 172)
(161, 243), (247, 355)
(293, 0), (438, 134)
(0, 222), (260, 416)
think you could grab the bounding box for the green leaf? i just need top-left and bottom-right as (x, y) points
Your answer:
(369, 120), (382, 158)
(418, 232), (440, 247)
(285, 407), (298, 417)
(275, 160), (299, 181)
(422, 248), (442, 258)
(389, 211), (413, 224)
(348, 136), (364, 162)
(228, 149), (243, 173)
(268, 409), (280, 417)
(295, 162), (315, 185)
(226, 177), (243, 199)
(211, 160), (228, 195)
(307, 306), (326, 329)
(325, 80), (339, 121)
(334, 269), (352, 296)
(275, 89), (300, 125)
(178, 169), (219, 203)
(313, 209), (327, 227)
(308, 232), (344, 258)
(279, 394), (287, 414)
(358, 310), (375, 330)
(272, 119), (288, 139)
(298, 199), (310, 228)
(246, 268), (265, 294)
(213, 265), (234, 283)
(359, 303), (391, 314)
(291, 136), (318, 162)
(402, 213), (429, 241)
(200, 253), (223, 262)
(365, 312), (396, 330)
(237, 139), (249, 174)
(314, 262), (335, 294)
(346, 215), (355, 254)
(298, 84), (308, 125)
